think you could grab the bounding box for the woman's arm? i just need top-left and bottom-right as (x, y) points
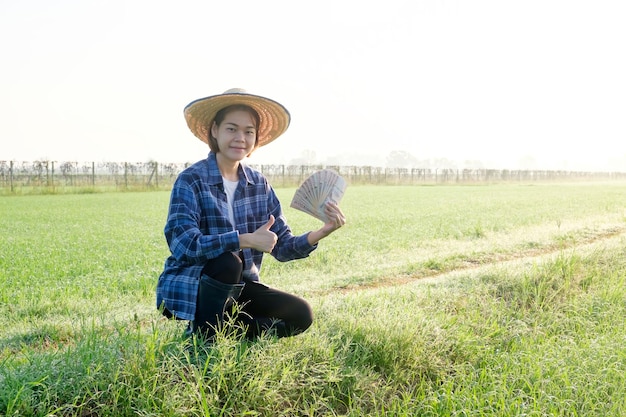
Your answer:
(165, 179), (239, 264)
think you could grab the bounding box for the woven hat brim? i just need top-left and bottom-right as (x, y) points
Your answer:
(184, 92), (291, 147)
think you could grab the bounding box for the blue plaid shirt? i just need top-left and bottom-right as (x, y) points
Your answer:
(156, 152), (317, 320)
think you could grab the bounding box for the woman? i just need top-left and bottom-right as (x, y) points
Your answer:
(156, 88), (346, 340)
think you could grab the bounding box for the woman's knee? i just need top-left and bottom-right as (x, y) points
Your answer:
(202, 251), (243, 284)
(292, 298), (314, 330)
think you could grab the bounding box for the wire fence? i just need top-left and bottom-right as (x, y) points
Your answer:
(1, 160), (626, 194)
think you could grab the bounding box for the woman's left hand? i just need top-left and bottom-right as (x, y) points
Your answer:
(321, 201), (346, 233)
(306, 201), (346, 246)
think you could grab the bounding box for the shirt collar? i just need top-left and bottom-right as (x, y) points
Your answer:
(206, 152), (254, 186)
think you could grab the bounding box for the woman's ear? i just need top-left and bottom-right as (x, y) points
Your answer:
(210, 121), (218, 139)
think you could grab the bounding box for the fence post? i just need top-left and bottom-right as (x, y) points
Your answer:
(10, 161), (14, 193)
(282, 164), (285, 187)
(92, 162), (95, 187)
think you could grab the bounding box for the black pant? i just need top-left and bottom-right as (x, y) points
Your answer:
(201, 252), (313, 338)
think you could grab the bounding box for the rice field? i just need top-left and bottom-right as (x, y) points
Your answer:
(1, 183), (625, 416)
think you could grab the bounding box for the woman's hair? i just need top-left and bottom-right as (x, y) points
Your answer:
(208, 104), (261, 154)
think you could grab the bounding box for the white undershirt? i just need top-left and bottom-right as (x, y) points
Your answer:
(222, 177), (238, 228)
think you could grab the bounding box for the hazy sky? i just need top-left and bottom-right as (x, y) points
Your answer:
(2, 0), (625, 171)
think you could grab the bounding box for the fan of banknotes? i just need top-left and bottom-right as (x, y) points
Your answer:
(290, 169), (347, 222)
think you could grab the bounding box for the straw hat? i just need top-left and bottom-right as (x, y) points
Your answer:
(184, 88), (291, 147)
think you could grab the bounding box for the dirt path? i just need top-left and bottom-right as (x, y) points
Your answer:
(321, 224), (626, 295)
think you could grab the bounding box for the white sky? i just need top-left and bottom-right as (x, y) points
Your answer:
(1, 0), (625, 171)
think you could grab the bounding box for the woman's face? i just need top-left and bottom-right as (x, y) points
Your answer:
(211, 109), (257, 162)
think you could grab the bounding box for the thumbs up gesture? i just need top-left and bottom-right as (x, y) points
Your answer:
(262, 214), (275, 231)
(239, 215), (278, 253)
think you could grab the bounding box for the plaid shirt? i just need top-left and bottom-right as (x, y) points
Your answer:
(156, 152), (316, 320)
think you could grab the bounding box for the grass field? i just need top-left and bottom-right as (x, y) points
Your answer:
(1, 183), (625, 416)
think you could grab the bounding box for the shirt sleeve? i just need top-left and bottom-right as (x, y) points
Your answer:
(165, 177), (240, 265)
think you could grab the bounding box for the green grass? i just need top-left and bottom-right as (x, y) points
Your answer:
(1, 183), (625, 416)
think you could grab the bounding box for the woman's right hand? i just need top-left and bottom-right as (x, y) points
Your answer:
(239, 215), (278, 253)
